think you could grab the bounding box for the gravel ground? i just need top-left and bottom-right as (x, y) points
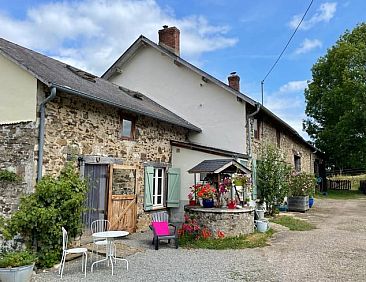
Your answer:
(31, 198), (366, 281)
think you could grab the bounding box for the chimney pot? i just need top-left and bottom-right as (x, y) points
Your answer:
(158, 26), (180, 56)
(228, 72), (240, 91)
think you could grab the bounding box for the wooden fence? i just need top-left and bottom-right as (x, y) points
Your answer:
(360, 180), (366, 194)
(327, 179), (351, 190)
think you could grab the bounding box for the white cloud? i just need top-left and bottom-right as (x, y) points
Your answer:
(0, 0), (237, 75)
(289, 2), (337, 30)
(264, 80), (309, 139)
(278, 80), (308, 94)
(295, 38), (322, 54)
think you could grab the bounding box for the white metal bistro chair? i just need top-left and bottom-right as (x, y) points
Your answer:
(59, 227), (88, 279)
(91, 220), (115, 261)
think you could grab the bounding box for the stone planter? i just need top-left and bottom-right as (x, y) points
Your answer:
(288, 196), (309, 212)
(184, 206), (254, 237)
(0, 263), (34, 282)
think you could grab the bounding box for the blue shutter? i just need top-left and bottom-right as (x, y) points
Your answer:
(252, 159), (257, 200)
(167, 168), (180, 208)
(144, 166), (154, 211)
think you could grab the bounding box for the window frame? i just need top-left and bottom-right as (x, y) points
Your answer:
(294, 155), (301, 172)
(120, 115), (136, 140)
(276, 129), (281, 148)
(152, 167), (166, 208)
(253, 118), (261, 140)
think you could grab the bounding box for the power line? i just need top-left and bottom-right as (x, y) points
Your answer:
(261, 0), (314, 104)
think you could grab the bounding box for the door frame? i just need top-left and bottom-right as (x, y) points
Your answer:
(107, 164), (139, 232)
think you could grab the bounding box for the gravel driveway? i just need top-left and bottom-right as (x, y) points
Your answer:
(31, 198), (366, 281)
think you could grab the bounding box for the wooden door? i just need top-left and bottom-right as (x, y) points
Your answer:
(107, 164), (138, 232)
(83, 164), (108, 229)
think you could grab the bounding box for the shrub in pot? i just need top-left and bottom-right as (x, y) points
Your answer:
(288, 172), (316, 212)
(0, 250), (37, 282)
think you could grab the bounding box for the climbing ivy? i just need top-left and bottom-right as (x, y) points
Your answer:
(3, 163), (88, 268)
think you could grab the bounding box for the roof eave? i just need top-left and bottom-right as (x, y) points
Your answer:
(52, 83), (201, 132)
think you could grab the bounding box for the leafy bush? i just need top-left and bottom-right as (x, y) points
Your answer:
(257, 144), (292, 215)
(0, 170), (21, 182)
(3, 163), (88, 268)
(288, 172), (316, 197)
(0, 250), (36, 268)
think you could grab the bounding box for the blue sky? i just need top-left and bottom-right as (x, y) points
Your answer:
(0, 0), (365, 139)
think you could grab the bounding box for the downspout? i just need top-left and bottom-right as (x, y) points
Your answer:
(37, 86), (57, 182)
(246, 102), (261, 159)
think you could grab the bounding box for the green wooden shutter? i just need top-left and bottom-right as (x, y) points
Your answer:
(167, 168), (180, 208)
(144, 166), (154, 211)
(252, 159), (257, 200)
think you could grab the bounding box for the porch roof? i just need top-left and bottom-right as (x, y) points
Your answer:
(188, 159), (251, 174)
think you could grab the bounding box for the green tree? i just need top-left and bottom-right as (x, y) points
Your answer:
(257, 144), (292, 215)
(304, 23), (366, 169)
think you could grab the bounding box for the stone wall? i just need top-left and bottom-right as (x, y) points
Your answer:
(252, 118), (314, 173)
(185, 207), (254, 237)
(43, 92), (188, 230)
(0, 121), (37, 193)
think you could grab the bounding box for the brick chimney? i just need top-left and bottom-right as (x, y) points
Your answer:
(228, 72), (240, 91)
(158, 25), (180, 56)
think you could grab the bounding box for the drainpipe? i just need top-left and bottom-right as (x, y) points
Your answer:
(37, 86), (57, 182)
(246, 102), (261, 159)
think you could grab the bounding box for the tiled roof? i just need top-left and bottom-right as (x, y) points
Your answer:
(0, 38), (201, 132)
(188, 159), (250, 174)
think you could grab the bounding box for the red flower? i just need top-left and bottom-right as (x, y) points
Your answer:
(217, 230), (225, 238)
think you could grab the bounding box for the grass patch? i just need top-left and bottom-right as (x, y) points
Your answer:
(179, 229), (274, 249)
(316, 189), (366, 200)
(271, 215), (316, 231)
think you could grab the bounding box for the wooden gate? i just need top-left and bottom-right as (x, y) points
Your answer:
(107, 164), (138, 232)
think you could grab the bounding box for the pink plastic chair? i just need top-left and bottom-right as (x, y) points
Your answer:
(150, 211), (178, 250)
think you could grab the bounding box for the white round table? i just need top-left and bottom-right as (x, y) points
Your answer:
(91, 230), (129, 275)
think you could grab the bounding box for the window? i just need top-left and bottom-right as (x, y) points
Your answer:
(152, 168), (165, 208)
(253, 118), (260, 139)
(276, 129), (281, 148)
(294, 155), (301, 172)
(120, 116), (135, 139)
(144, 166), (180, 211)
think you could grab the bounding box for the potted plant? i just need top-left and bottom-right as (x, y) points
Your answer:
(0, 250), (36, 282)
(218, 177), (231, 207)
(227, 199), (236, 209)
(288, 172), (316, 212)
(196, 184), (216, 208)
(232, 174), (248, 187)
(188, 192), (196, 206)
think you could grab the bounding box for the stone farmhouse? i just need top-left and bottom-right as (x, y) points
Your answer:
(0, 38), (201, 232)
(102, 26), (324, 220)
(0, 26), (323, 231)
